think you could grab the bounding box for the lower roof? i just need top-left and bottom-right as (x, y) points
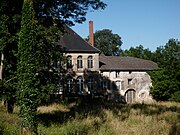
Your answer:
(99, 55), (158, 71)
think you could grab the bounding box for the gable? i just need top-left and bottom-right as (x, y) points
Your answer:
(58, 26), (100, 53)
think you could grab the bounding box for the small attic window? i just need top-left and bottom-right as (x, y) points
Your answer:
(128, 79), (132, 85)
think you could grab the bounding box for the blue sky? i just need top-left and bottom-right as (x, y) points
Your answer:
(72, 0), (180, 51)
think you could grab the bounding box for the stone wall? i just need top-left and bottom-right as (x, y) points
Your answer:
(101, 71), (153, 103)
(65, 52), (99, 72)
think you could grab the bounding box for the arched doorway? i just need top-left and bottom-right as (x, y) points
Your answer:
(125, 89), (136, 103)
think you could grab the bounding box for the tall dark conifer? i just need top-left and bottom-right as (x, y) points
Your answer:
(17, 0), (39, 133)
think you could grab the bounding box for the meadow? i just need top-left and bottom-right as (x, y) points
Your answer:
(0, 98), (180, 135)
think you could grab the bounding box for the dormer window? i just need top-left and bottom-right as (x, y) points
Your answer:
(67, 55), (72, 69)
(77, 56), (83, 69)
(88, 56), (93, 68)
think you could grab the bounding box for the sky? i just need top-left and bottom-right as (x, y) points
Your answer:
(72, 0), (180, 51)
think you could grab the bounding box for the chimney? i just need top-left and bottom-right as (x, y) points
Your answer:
(89, 21), (94, 46)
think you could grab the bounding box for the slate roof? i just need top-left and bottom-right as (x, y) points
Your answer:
(58, 26), (100, 53)
(100, 55), (158, 71)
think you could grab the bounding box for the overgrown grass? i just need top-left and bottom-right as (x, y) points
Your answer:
(0, 102), (22, 135)
(0, 99), (180, 135)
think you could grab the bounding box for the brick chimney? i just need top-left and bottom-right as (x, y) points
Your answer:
(89, 21), (94, 46)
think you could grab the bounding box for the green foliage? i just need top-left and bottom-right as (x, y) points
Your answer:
(87, 29), (122, 56)
(121, 45), (153, 60)
(0, 0), (107, 106)
(150, 39), (180, 102)
(17, 0), (40, 132)
(0, 0), (107, 109)
(1, 0), (107, 132)
(34, 0), (106, 26)
(0, 105), (22, 135)
(17, 0), (62, 132)
(171, 91), (180, 102)
(15, 0), (107, 133)
(0, 0), (22, 112)
(150, 69), (172, 101)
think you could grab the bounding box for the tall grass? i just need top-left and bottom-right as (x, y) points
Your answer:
(0, 103), (22, 135)
(0, 99), (180, 135)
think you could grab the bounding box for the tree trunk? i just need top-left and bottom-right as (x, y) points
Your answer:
(0, 53), (4, 80)
(7, 97), (14, 113)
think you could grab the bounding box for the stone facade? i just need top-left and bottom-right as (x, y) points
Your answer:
(65, 52), (99, 72)
(62, 52), (101, 96)
(58, 23), (158, 103)
(62, 52), (155, 103)
(101, 71), (153, 103)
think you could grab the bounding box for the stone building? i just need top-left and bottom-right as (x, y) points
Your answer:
(58, 22), (158, 103)
(99, 55), (157, 103)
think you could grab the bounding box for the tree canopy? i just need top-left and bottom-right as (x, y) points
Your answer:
(34, 0), (106, 26)
(87, 29), (123, 56)
(0, 0), (106, 134)
(150, 39), (180, 102)
(0, 0), (107, 105)
(120, 39), (180, 102)
(0, 0), (23, 113)
(120, 45), (153, 60)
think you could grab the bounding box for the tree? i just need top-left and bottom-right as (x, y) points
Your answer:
(14, 0), (106, 134)
(87, 29), (122, 56)
(0, 0), (23, 113)
(0, 0), (106, 114)
(150, 39), (180, 102)
(17, 0), (40, 133)
(34, 0), (106, 26)
(121, 45), (153, 60)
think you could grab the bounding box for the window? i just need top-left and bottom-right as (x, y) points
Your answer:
(77, 56), (83, 69)
(67, 76), (73, 93)
(87, 56), (93, 68)
(116, 81), (121, 90)
(101, 80), (107, 90)
(128, 79), (132, 85)
(77, 76), (83, 93)
(67, 56), (72, 69)
(87, 76), (94, 92)
(115, 71), (120, 78)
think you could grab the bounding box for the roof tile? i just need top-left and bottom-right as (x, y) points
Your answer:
(100, 55), (158, 71)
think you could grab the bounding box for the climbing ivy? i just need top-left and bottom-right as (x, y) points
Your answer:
(17, 0), (40, 133)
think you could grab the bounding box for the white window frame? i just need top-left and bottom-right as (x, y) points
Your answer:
(87, 56), (93, 68)
(77, 56), (83, 69)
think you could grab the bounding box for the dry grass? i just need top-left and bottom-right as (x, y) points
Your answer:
(37, 102), (76, 113)
(37, 100), (180, 135)
(0, 100), (180, 135)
